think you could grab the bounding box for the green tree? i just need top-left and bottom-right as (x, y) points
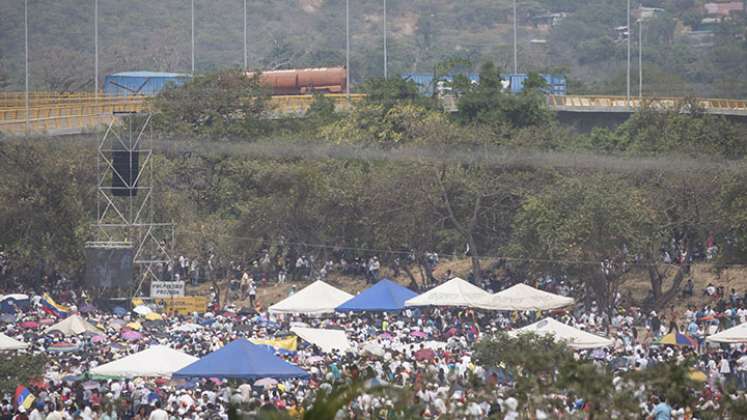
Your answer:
(508, 175), (658, 313)
(152, 70), (269, 137)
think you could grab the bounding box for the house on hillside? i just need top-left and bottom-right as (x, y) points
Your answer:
(704, 1), (744, 16)
(633, 6), (666, 20)
(531, 13), (567, 31)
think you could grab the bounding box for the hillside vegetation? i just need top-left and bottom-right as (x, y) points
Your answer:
(0, 0), (746, 97)
(2, 71), (747, 314)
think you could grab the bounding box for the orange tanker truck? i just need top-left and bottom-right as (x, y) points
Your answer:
(246, 67), (347, 95)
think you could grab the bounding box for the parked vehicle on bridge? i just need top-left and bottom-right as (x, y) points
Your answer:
(104, 71), (190, 96)
(245, 67), (347, 95)
(105, 67), (347, 97)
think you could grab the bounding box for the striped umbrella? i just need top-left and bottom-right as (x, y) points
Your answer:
(657, 331), (698, 347)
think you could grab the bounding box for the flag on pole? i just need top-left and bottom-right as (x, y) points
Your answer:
(15, 385), (34, 410)
(41, 293), (71, 318)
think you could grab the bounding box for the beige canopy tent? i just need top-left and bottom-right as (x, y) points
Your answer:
(269, 280), (353, 315)
(291, 327), (352, 353)
(474, 283), (575, 311)
(404, 277), (490, 308)
(0, 333), (28, 350)
(510, 317), (612, 350)
(46, 314), (103, 336)
(90, 345), (198, 378)
(706, 323), (747, 344)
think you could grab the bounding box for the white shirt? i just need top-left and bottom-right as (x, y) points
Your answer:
(720, 358), (731, 374)
(148, 409), (169, 420)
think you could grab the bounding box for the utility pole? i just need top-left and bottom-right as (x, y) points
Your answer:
(345, 0), (350, 96)
(626, 0), (631, 108)
(639, 19), (643, 103)
(191, 0), (195, 74)
(94, 0), (99, 101)
(383, 0), (387, 80)
(512, 0), (518, 74)
(24, 0), (29, 137)
(243, 0), (247, 69)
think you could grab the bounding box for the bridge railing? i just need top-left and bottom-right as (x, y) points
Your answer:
(548, 95), (747, 114)
(0, 93), (365, 135)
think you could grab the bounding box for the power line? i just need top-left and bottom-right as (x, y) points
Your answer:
(178, 228), (662, 267)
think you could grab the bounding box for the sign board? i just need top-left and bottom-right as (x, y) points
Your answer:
(159, 296), (208, 315)
(150, 281), (185, 298)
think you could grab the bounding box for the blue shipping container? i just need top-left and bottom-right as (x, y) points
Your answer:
(401, 72), (480, 95)
(104, 71), (190, 96)
(507, 73), (566, 96)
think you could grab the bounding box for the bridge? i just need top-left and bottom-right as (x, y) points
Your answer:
(1, 92), (746, 136)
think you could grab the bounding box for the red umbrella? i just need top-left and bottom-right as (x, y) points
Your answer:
(20, 321), (39, 329)
(39, 318), (55, 326)
(410, 331), (428, 338)
(414, 348), (436, 361)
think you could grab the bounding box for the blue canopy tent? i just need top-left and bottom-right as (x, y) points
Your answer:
(336, 279), (418, 312)
(172, 339), (309, 380)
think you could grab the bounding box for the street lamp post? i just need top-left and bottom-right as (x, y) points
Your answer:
(191, 0), (195, 74)
(383, 0), (387, 80)
(345, 0), (350, 100)
(24, 0), (29, 137)
(639, 19), (643, 102)
(243, 0), (247, 69)
(94, 0), (98, 101)
(626, 0), (631, 108)
(512, 0), (518, 74)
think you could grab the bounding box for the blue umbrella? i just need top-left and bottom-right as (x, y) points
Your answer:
(113, 306), (127, 316)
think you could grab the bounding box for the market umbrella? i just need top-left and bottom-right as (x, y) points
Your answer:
(657, 332), (697, 347)
(126, 322), (142, 331)
(83, 380), (100, 390)
(306, 356), (324, 364)
(378, 332), (393, 339)
(39, 318), (56, 326)
(414, 348), (436, 361)
(0, 314), (15, 323)
(20, 321), (39, 329)
(122, 330), (142, 341)
(133, 305), (152, 316)
(113, 307), (127, 317)
(48, 342), (80, 352)
(254, 377), (278, 388)
(144, 312), (163, 321)
(688, 369), (707, 382)
(91, 335), (106, 343)
(410, 331), (428, 338)
(80, 304), (97, 314)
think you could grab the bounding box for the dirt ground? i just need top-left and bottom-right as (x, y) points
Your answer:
(187, 259), (747, 311)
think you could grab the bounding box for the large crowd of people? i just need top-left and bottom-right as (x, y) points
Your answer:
(0, 245), (746, 420)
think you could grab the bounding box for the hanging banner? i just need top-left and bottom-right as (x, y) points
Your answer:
(160, 296), (208, 315)
(150, 281), (185, 298)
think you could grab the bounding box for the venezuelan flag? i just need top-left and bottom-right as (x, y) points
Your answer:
(14, 385), (34, 410)
(41, 293), (71, 318)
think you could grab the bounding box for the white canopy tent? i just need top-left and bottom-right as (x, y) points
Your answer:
(90, 345), (198, 378)
(474, 283), (575, 311)
(510, 317), (612, 350)
(269, 281), (353, 315)
(706, 323), (747, 344)
(0, 333), (28, 350)
(291, 327), (352, 354)
(404, 277), (489, 308)
(46, 314), (103, 336)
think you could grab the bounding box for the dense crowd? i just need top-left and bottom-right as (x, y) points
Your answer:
(1, 244), (747, 419)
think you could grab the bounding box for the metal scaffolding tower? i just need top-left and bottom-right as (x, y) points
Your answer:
(91, 113), (175, 297)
